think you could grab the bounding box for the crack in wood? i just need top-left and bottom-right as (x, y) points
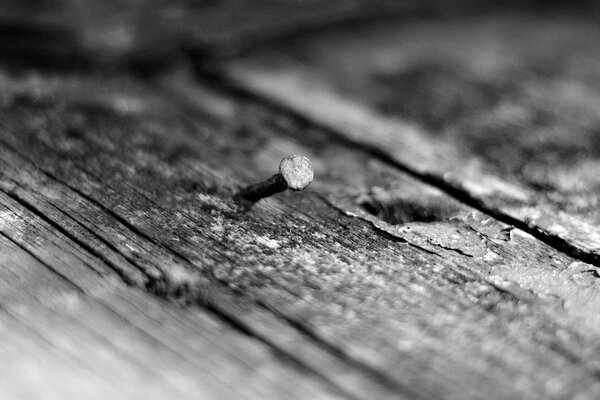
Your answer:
(0, 188), (145, 287)
(202, 67), (600, 272)
(0, 141), (407, 400)
(0, 230), (85, 294)
(4, 63), (600, 398)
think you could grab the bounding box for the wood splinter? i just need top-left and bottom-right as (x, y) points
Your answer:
(235, 155), (314, 204)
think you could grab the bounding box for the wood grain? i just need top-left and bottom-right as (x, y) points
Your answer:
(219, 11), (600, 269)
(0, 176), (344, 400)
(2, 66), (600, 398)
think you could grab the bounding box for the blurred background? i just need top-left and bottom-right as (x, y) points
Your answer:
(1, 0), (597, 70)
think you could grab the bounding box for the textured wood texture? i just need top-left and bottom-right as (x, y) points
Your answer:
(220, 11), (600, 268)
(1, 64), (600, 398)
(2, 2), (600, 399)
(0, 231), (339, 400)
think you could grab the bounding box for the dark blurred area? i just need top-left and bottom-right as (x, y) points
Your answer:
(0, 0), (597, 73)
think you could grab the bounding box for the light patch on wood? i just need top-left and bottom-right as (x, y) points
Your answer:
(110, 93), (150, 114)
(0, 210), (21, 231)
(163, 263), (204, 288)
(509, 228), (537, 242)
(210, 218), (226, 235)
(254, 235), (281, 249)
(196, 193), (226, 209)
(547, 223), (568, 237)
(458, 169), (533, 204)
(482, 249), (501, 263)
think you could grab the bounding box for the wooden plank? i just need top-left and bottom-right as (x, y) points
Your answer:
(0, 75), (403, 400)
(3, 67), (600, 399)
(0, 147), (383, 400)
(218, 11), (600, 268)
(0, 195), (345, 399)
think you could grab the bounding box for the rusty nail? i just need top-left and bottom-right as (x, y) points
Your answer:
(235, 155), (314, 203)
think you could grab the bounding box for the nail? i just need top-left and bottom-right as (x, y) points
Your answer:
(235, 155), (314, 203)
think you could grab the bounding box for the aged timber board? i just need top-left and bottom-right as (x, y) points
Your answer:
(2, 66), (600, 399)
(219, 11), (600, 266)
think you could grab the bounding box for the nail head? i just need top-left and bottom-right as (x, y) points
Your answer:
(279, 155), (314, 191)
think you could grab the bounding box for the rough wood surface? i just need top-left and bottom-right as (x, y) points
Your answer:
(2, 64), (600, 399)
(219, 11), (600, 269)
(0, 161), (344, 400)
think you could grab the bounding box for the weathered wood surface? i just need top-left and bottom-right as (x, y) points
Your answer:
(0, 231), (340, 400)
(3, 2), (600, 399)
(2, 63), (600, 399)
(220, 11), (600, 268)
